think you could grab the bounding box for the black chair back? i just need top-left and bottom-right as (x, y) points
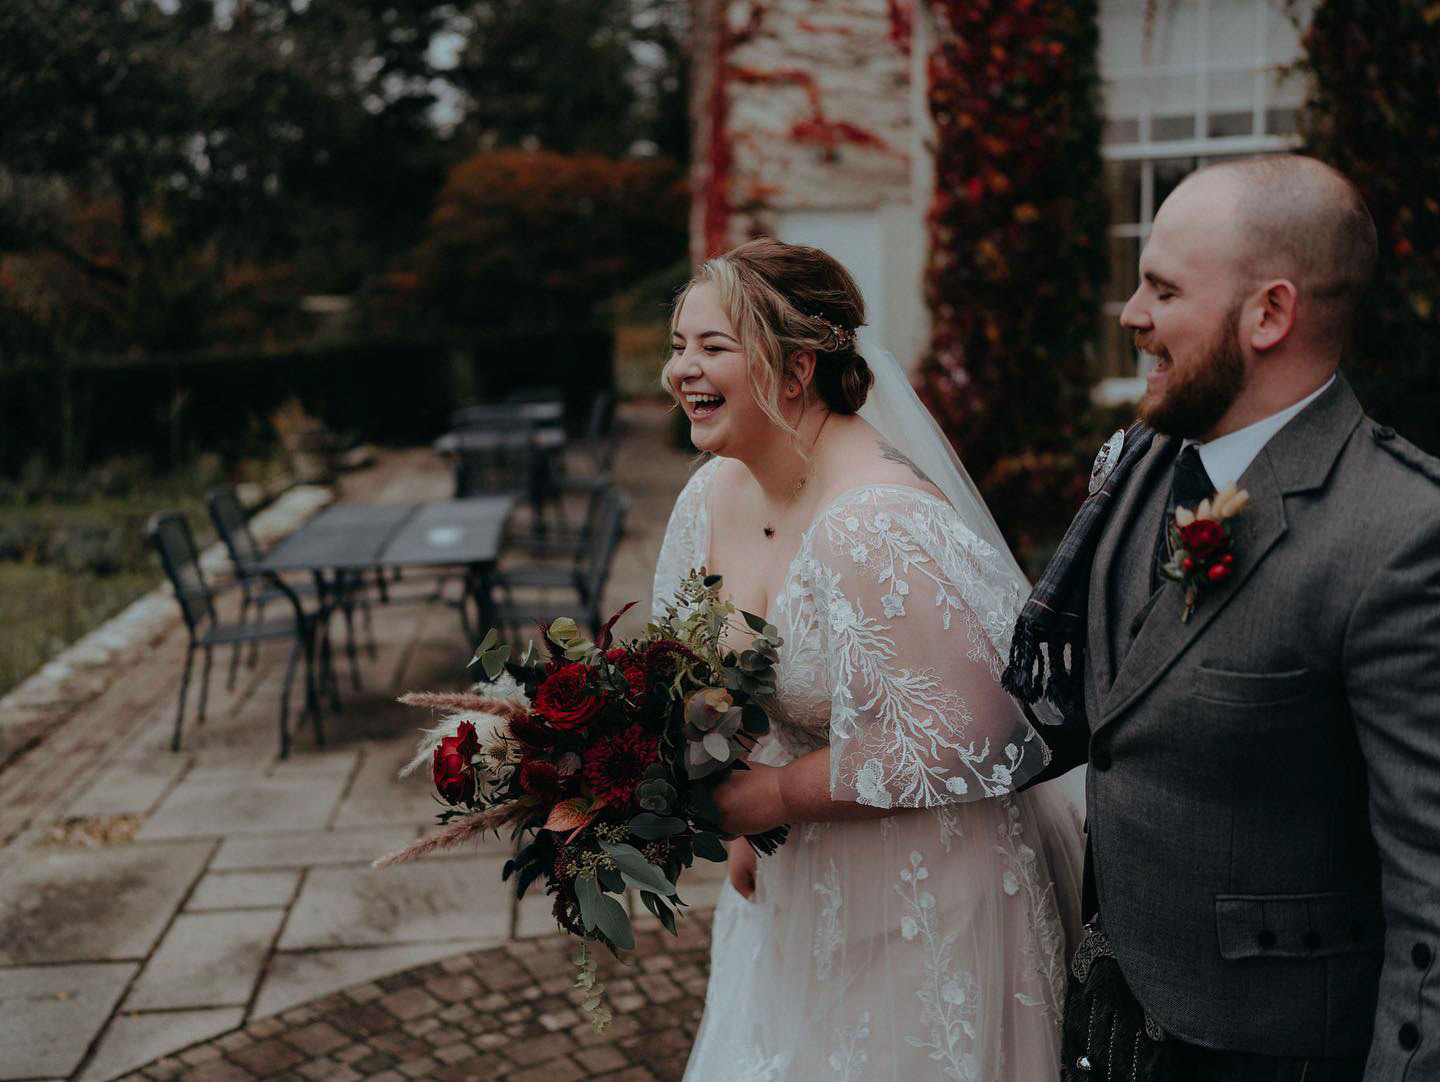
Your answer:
(580, 490), (628, 607)
(453, 415), (537, 498)
(148, 512), (216, 634)
(207, 487), (262, 576)
(584, 391), (618, 472)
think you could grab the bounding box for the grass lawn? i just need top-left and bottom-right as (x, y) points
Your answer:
(0, 492), (213, 699)
(0, 562), (160, 697)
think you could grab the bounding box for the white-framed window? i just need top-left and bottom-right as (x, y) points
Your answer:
(1094, 0), (1312, 400)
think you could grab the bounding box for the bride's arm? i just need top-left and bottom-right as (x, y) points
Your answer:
(710, 748), (895, 834)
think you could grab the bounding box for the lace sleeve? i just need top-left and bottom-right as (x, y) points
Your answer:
(811, 487), (1050, 808)
(650, 457), (719, 620)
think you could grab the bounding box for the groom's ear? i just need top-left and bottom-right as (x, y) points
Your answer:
(1248, 279), (1298, 352)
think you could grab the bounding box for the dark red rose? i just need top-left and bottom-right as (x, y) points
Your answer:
(509, 712), (556, 751)
(1178, 518), (1226, 559)
(582, 724), (660, 806)
(534, 663), (603, 730)
(433, 721), (480, 805)
(518, 755), (563, 799)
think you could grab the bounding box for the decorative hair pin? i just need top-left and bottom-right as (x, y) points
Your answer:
(803, 310), (856, 350)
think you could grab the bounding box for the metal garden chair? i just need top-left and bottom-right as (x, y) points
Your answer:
(491, 487), (628, 639)
(148, 511), (324, 758)
(206, 486), (368, 692)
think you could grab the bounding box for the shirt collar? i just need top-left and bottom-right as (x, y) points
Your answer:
(1187, 375), (1336, 490)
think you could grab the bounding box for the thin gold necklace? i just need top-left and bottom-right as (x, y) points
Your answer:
(763, 412), (831, 539)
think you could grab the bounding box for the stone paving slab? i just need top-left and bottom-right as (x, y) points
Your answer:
(120, 915), (713, 1082)
(64, 754), (191, 818)
(329, 737), (434, 830)
(0, 842), (211, 965)
(138, 773), (351, 841)
(77, 1007), (245, 1082)
(126, 909), (287, 1010)
(0, 961), (137, 1080)
(187, 870), (301, 911)
(208, 826), (421, 872)
(278, 857), (511, 950)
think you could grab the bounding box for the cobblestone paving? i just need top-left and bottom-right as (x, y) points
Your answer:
(121, 913), (711, 1082)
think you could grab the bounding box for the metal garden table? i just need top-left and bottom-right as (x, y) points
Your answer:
(257, 495), (515, 654)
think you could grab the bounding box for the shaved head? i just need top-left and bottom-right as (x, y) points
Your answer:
(1178, 155), (1377, 341)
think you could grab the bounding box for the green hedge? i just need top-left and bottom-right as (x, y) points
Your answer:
(0, 330), (614, 477)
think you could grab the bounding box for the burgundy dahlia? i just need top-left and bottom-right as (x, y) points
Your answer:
(582, 724), (660, 806)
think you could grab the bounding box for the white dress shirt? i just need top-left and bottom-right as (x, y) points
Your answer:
(1188, 375), (1336, 490)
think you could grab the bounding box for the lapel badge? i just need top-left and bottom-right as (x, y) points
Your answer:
(1088, 428), (1126, 496)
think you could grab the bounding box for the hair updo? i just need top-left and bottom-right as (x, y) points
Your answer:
(669, 237), (872, 434)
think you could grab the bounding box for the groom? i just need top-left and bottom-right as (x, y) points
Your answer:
(1008, 155), (1440, 1080)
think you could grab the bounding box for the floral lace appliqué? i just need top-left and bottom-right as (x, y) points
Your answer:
(813, 859), (844, 982)
(897, 850), (981, 1081)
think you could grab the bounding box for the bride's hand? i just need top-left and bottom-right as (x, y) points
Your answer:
(711, 762), (787, 835)
(727, 838), (757, 900)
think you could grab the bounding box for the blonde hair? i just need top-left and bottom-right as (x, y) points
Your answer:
(665, 238), (872, 440)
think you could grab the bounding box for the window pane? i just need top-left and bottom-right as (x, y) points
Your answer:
(1098, 316), (1137, 380)
(1208, 0), (1263, 66)
(1153, 113), (1197, 141)
(1265, 107), (1300, 135)
(1154, 157), (1197, 209)
(1108, 234), (1141, 305)
(1103, 117), (1141, 145)
(1104, 159), (1143, 224)
(1208, 111), (1254, 137)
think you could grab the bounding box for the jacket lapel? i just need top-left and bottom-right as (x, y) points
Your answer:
(1094, 375), (1364, 734)
(1088, 434), (1176, 695)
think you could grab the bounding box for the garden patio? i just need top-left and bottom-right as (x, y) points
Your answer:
(0, 401), (716, 1082)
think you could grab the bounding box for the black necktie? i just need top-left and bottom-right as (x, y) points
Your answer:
(1152, 443), (1215, 587)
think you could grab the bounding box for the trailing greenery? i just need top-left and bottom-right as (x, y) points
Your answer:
(915, 0), (1109, 561)
(1291, 0), (1440, 453)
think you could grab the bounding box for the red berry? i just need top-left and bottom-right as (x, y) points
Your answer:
(1220, 552), (1234, 566)
(1182, 557), (1194, 572)
(1207, 563), (1232, 584)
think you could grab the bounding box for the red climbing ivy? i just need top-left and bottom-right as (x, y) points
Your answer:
(915, 0), (1109, 563)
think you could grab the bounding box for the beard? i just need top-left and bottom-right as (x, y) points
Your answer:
(1136, 306), (1246, 438)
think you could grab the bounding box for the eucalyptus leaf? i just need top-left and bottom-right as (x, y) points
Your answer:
(692, 832), (727, 862)
(742, 610), (768, 633)
(641, 891), (678, 935)
(601, 842), (676, 895)
(701, 731), (732, 762)
(593, 891), (635, 950)
(629, 812), (687, 840)
(480, 644), (511, 681)
(598, 865), (624, 893)
(575, 874), (603, 933)
(741, 704), (770, 734)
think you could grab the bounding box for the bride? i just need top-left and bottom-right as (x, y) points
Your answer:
(651, 238), (1085, 1081)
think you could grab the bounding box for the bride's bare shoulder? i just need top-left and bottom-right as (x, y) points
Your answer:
(816, 416), (946, 503)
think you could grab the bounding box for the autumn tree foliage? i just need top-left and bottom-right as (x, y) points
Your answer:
(414, 150), (688, 334)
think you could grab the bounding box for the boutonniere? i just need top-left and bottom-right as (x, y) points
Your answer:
(1160, 484), (1250, 622)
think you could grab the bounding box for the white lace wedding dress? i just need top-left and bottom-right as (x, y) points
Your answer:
(653, 458), (1085, 1082)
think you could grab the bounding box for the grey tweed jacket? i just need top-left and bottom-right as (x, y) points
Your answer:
(1070, 375), (1440, 1077)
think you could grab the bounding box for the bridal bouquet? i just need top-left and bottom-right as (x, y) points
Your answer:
(375, 571), (786, 1028)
